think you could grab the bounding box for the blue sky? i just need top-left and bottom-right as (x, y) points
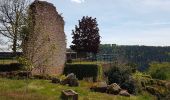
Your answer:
(1, 0), (170, 51)
(46, 0), (170, 47)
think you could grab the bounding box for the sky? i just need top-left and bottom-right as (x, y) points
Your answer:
(46, 0), (170, 47)
(1, 0), (170, 51)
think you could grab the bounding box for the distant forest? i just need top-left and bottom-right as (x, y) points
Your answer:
(98, 44), (170, 71)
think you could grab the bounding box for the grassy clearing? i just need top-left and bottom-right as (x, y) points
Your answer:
(0, 78), (156, 100)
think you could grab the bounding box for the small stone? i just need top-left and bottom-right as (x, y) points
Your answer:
(67, 73), (76, 79)
(119, 90), (130, 97)
(61, 89), (78, 100)
(61, 73), (79, 87)
(106, 83), (121, 95)
(165, 82), (170, 90)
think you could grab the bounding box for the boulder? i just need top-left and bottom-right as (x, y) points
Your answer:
(146, 86), (159, 95)
(165, 82), (170, 90)
(119, 90), (130, 97)
(67, 73), (76, 78)
(51, 78), (60, 84)
(156, 80), (167, 86)
(90, 82), (108, 93)
(165, 93), (170, 100)
(61, 89), (78, 100)
(107, 83), (121, 94)
(61, 73), (79, 87)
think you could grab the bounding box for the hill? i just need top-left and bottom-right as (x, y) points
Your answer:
(98, 44), (170, 71)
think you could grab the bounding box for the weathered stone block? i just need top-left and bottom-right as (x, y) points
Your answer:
(119, 90), (130, 97)
(61, 89), (78, 100)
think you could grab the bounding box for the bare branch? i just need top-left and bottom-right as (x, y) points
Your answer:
(0, 0), (30, 52)
(0, 31), (13, 39)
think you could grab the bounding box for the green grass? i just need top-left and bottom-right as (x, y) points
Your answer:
(163, 67), (170, 80)
(0, 78), (156, 100)
(148, 62), (170, 80)
(0, 59), (18, 64)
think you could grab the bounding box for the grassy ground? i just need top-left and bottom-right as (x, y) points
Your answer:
(0, 60), (157, 99)
(0, 78), (156, 100)
(163, 67), (170, 80)
(0, 59), (18, 64)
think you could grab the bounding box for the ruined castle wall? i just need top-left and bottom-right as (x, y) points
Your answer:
(23, 1), (66, 75)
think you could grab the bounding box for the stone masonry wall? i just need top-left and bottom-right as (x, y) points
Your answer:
(23, 1), (66, 75)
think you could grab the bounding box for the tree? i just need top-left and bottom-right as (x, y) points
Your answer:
(70, 16), (100, 56)
(0, 0), (30, 54)
(0, 38), (4, 51)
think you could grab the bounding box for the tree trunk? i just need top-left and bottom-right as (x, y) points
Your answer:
(12, 36), (17, 56)
(13, 15), (19, 56)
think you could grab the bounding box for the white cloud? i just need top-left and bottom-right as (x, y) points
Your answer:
(71, 0), (85, 4)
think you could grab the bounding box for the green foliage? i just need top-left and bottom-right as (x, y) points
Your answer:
(126, 63), (137, 73)
(132, 72), (170, 99)
(0, 63), (22, 72)
(153, 69), (167, 80)
(105, 65), (138, 94)
(97, 64), (103, 81)
(132, 72), (152, 93)
(106, 65), (132, 85)
(17, 56), (33, 71)
(148, 62), (170, 80)
(121, 78), (136, 94)
(99, 44), (170, 71)
(64, 64), (102, 81)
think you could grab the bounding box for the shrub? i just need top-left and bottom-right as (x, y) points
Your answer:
(64, 64), (102, 81)
(105, 65), (132, 85)
(0, 63), (23, 72)
(148, 62), (170, 80)
(105, 65), (138, 94)
(152, 69), (167, 80)
(121, 77), (136, 94)
(0, 71), (31, 79)
(133, 72), (149, 89)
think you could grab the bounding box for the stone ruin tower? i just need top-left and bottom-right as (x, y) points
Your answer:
(23, 0), (66, 75)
